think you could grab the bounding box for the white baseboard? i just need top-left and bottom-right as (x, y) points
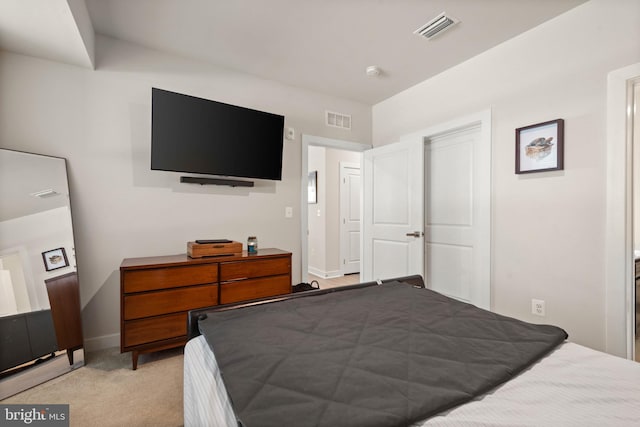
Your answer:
(308, 267), (342, 279)
(83, 333), (120, 352)
(325, 270), (341, 279)
(307, 266), (324, 278)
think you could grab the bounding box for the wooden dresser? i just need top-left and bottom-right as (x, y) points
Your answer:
(120, 248), (291, 369)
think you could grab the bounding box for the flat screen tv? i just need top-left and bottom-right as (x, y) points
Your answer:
(151, 88), (285, 181)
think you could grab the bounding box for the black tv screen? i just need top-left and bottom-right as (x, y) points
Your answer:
(151, 88), (284, 180)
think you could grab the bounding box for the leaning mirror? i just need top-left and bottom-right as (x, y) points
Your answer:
(0, 149), (84, 399)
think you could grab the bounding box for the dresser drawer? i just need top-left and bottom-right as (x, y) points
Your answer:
(220, 275), (290, 304)
(120, 249), (292, 369)
(123, 312), (186, 348)
(123, 264), (218, 293)
(124, 284), (218, 320)
(220, 256), (291, 281)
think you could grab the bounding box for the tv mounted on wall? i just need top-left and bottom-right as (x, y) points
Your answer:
(151, 88), (285, 185)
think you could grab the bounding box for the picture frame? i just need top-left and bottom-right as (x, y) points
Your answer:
(515, 119), (564, 174)
(42, 247), (69, 272)
(308, 171), (317, 204)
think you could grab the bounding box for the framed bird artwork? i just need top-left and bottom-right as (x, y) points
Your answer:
(515, 119), (564, 174)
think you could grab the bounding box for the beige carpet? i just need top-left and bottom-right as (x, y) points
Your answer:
(1, 347), (184, 427)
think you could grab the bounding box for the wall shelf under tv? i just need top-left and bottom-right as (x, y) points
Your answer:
(180, 176), (255, 187)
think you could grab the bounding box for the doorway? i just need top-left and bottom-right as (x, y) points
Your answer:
(605, 63), (640, 360)
(425, 123), (489, 306)
(340, 162), (361, 276)
(301, 135), (371, 285)
(632, 80), (640, 361)
(361, 110), (491, 310)
(0, 250), (38, 316)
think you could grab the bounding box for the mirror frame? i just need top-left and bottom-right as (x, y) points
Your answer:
(0, 149), (84, 399)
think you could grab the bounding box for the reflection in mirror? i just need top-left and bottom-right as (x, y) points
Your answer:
(0, 149), (84, 399)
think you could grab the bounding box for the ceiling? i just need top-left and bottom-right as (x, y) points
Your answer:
(1, 0), (587, 105)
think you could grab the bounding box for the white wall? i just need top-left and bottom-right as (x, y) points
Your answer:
(0, 35), (371, 347)
(372, 0), (640, 352)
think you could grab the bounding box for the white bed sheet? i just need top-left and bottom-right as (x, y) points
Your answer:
(184, 336), (640, 427)
(184, 335), (236, 427)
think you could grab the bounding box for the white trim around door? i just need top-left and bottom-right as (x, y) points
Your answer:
(605, 62), (640, 359)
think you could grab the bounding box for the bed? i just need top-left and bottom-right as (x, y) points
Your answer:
(184, 276), (640, 427)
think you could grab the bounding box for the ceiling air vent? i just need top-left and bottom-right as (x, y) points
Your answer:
(414, 12), (459, 40)
(326, 111), (351, 130)
(30, 189), (59, 199)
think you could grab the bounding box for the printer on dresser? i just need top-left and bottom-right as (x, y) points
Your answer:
(120, 248), (291, 369)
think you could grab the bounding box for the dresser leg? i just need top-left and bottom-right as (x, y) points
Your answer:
(132, 351), (139, 370)
(67, 349), (74, 365)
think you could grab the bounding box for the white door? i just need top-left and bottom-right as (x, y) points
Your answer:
(340, 162), (361, 275)
(362, 111), (490, 308)
(425, 124), (490, 309)
(362, 139), (424, 281)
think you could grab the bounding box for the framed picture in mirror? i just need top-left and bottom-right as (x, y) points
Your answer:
(42, 247), (69, 272)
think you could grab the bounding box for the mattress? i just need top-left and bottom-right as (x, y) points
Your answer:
(183, 334), (236, 427)
(196, 282), (567, 426)
(184, 336), (640, 427)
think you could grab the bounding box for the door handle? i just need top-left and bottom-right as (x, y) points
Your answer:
(406, 231), (423, 238)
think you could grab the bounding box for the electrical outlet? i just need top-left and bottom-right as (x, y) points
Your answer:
(285, 207), (293, 218)
(531, 299), (545, 316)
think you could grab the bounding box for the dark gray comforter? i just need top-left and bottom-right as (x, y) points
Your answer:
(198, 282), (567, 427)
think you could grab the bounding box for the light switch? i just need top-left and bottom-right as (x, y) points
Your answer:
(285, 206), (293, 218)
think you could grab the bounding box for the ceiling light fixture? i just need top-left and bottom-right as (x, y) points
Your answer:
(414, 12), (460, 40)
(366, 65), (382, 77)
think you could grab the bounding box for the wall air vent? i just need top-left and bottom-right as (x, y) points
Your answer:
(326, 111), (351, 130)
(414, 12), (459, 40)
